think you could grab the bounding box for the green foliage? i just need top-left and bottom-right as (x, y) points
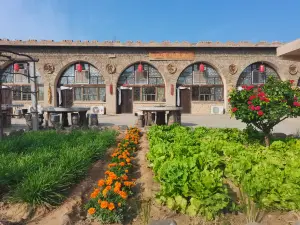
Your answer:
(0, 130), (117, 206)
(228, 77), (300, 144)
(148, 124), (300, 220)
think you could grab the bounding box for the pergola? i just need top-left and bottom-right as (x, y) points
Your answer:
(277, 39), (300, 62)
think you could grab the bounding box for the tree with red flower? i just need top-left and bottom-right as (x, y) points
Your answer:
(229, 77), (300, 146)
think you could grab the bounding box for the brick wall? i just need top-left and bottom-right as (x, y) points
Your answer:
(1, 42), (299, 115)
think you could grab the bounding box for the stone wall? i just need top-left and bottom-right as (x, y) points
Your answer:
(1, 41), (300, 115)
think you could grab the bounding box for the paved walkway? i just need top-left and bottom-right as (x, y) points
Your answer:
(5, 114), (300, 135)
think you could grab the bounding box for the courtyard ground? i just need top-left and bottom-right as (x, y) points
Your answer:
(6, 114), (300, 135)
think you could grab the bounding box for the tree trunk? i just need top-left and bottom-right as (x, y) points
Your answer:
(264, 133), (271, 147)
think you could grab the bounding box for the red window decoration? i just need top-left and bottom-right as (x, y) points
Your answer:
(171, 84), (174, 96)
(76, 63), (83, 72)
(137, 63), (143, 72)
(259, 64), (265, 73)
(110, 84), (113, 95)
(199, 63), (205, 72)
(14, 63), (20, 72)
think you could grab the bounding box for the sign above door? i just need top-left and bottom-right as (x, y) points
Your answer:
(149, 51), (195, 61)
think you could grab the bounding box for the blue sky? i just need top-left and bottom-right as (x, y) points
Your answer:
(1, 0), (299, 42)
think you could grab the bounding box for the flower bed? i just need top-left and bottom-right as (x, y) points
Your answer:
(86, 127), (140, 224)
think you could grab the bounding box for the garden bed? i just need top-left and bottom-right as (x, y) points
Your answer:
(0, 129), (117, 222)
(147, 124), (300, 224)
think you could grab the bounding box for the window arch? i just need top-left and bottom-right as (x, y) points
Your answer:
(177, 63), (224, 101)
(118, 62), (165, 102)
(58, 62), (106, 102)
(1, 63), (44, 101)
(237, 62), (279, 87)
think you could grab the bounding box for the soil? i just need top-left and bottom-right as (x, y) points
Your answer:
(1, 128), (300, 225)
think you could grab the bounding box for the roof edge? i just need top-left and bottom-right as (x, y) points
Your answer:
(0, 39), (284, 48)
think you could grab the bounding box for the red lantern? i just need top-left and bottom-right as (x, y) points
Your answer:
(199, 63), (205, 72)
(171, 84), (174, 96)
(76, 63), (83, 72)
(14, 63), (20, 72)
(110, 84), (113, 95)
(259, 64), (265, 73)
(137, 63), (143, 72)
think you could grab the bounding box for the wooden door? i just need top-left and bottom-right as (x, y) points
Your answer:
(61, 89), (73, 108)
(118, 89), (133, 114)
(180, 89), (191, 114)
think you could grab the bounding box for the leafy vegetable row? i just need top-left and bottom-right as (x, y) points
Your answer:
(147, 124), (300, 220)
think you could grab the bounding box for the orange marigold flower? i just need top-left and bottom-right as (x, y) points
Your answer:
(114, 187), (120, 194)
(105, 171), (110, 175)
(98, 199), (102, 204)
(126, 158), (131, 163)
(98, 179), (105, 187)
(108, 163), (117, 168)
(106, 185), (112, 190)
(90, 192), (98, 199)
(108, 202), (115, 211)
(118, 202), (121, 207)
(106, 178), (113, 185)
(125, 170), (129, 173)
(121, 174), (128, 181)
(124, 181), (134, 187)
(119, 191), (128, 199)
(119, 162), (125, 166)
(100, 201), (108, 209)
(109, 172), (118, 180)
(90, 188), (100, 198)
(88, 207), (96, 215)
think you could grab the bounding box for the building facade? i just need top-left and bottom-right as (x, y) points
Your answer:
(1, 39), (300, 115)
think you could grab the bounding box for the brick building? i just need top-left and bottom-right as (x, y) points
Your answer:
(0, 39), (299, 115)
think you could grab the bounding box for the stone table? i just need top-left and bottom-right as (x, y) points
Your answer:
(43, 107), (89, 128)
(138, 106), (182, 126)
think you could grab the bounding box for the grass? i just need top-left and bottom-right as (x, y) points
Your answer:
(0, 129), (117, 206)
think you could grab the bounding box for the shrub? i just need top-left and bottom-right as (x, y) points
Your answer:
(228, 77), (300, 146)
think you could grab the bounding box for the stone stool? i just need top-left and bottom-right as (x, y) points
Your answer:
(89, 114), (99, 126)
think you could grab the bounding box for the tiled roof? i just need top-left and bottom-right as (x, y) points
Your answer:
(0, 39), (284, 48)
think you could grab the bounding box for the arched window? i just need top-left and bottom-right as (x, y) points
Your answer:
(118, 63), (165, 102)
(1, 63), (44, 101)
(177, 63), (224, 101)
(237, 63), (279, 86)
(58, 63), (106, 101)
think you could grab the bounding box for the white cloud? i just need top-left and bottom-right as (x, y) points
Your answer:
(0, 0), (71, 41)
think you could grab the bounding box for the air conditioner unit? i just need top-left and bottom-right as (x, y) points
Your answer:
(90, 106), (105, 115)
(211, 106), (224, 115)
